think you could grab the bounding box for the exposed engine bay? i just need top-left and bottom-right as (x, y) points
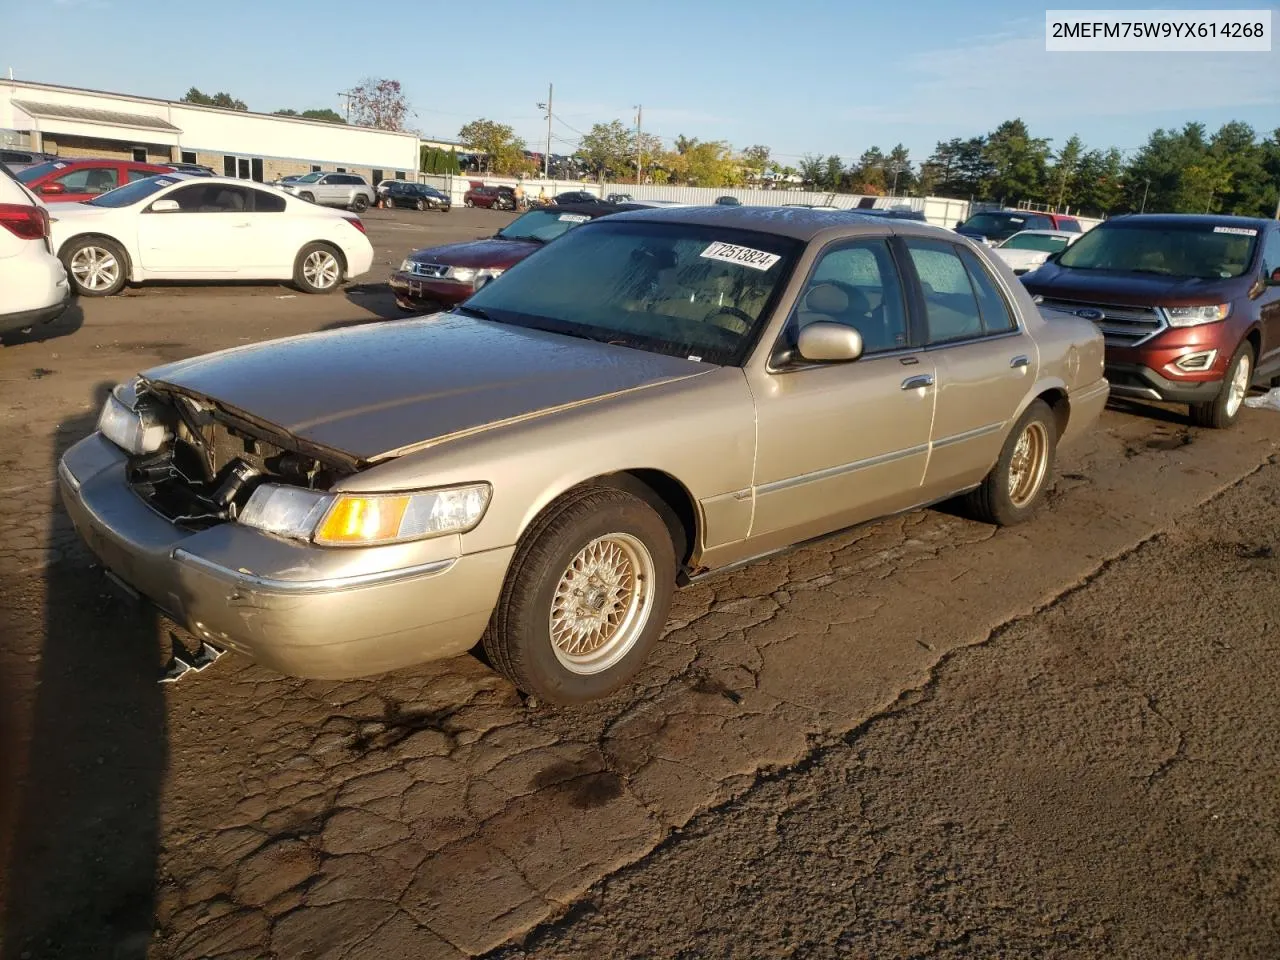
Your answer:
(126, 382), (357, 527)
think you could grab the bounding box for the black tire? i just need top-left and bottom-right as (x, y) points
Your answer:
(416, 198), (425, 211)
(298, 191), (315, 203)
(964, 399), (1057, 526)
(60, 235), (128, 297)
(1189, 341), (1252, 429)
(292, 242), (344, 294)
(351, 194), (369, 212)
(464, 198), (474, 208)
(482, 486), (676, 705)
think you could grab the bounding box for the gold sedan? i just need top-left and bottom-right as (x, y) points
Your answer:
(59, 207), (1109, 704)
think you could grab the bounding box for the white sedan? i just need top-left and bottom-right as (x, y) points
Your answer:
(994, 229), (1081, 276)
(48, 174), (374, 297)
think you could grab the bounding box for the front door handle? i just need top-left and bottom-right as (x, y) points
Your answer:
(902, 374), (934, 390)
(1010, 355), (1030, 369)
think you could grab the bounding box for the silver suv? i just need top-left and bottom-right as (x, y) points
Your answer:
(279, 172), (374, 212)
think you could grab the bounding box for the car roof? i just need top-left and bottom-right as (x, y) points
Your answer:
(1103, 212), (1274, 230)
(1008, 229), (1076, 237)
(602, 204), (954, 241)
(531, 201), (627, 217)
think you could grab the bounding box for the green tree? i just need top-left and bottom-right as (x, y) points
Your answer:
(1051, 134), (1084, 211)
(798, 154), (824, 188)
(983, 118), (1050, 204)
(742, 144), (771, 183)
(579, 120), (633, 179)
(885, 144), (913, 195)
(1210, 121), (1269, 216)
(664, 137), (742, 186)
(853, 146), (886, 192)
(1073, 148), (1124, 215)
(1124, 122), (1218, 213)
(182, 87), (247, 111)
(822, 154), (845, 191)
(275, 107), (346, 124)
(458, 118), (527, 174)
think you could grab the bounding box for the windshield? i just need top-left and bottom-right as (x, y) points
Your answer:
(1002, 232), (1071, 253)
(293, 172), (323, 183)
(960, 212), (1050, 239)
(464, 220), (801, 365)
(16, 160), (61, 183)
(497, 209), (598, 243)
(1057, 221), (1259, 279)
(86, 176), (181, 207)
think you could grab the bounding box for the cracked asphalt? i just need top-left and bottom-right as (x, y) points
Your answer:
(1, 208), (1278, 959)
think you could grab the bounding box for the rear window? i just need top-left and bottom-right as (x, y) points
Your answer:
(16, 160), (64, 183)
(1055, 218), (1082, 233)
(1057, 220), (1260, 279)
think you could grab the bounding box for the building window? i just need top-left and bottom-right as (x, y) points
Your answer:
(251, 158), (264, 182)
(223, 155), (236, 177)
(181, 151), (197, 164)
(132, 147), (147, 162)
(310, 164), (321, 172)
(336, 167), (346, 173)
(395, 171), (406, 180)
(372, 169), (384, 186)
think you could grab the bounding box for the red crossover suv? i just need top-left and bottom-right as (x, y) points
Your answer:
(389, 203), (626, 313)
(463, 184), (517, 210)
(16, 158), (174, 203)
(1023, 214), (1280, 429)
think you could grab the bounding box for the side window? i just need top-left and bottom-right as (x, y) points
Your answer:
(165, 184), (211, 211)
(793, 240), (908, 354)
(250, 189), (286, 213)
(57, 166), (119, 194)
(958, 248), (1016, 332)
(202, 186), (250, 212)
(126, 168), (154, 183)
(1261, 229), (1280, 277)
(905, 239), (985, 344)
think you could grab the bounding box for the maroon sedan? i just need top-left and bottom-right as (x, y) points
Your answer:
(390, 203), (626, 313)
(463, 184), (517, 210)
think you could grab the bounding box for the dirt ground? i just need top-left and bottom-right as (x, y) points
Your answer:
(1, 207), (1277, 959)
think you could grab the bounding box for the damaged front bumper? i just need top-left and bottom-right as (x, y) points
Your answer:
(58, 432), (513, 679)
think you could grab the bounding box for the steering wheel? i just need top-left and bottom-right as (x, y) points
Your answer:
(703, 306), (754, 335)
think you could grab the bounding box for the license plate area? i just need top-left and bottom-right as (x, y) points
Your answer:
(408, 280), (423, 297)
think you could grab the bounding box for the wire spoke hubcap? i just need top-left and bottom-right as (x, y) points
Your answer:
(1226, 355), (1250, 417)
(303, 251), (340, 288)
(550, 533), (655, 675)
(1008, 421), (1050, 509)
(70, 246), (119, 290)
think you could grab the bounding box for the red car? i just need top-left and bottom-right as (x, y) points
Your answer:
(15, 158), (173, 203)
(389, 203), (624, 313)
(463, 184), (518, 210)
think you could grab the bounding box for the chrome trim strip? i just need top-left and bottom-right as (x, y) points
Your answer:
(57, 458), (81, 492)
(757, 442), (930, 495)
(931, 421), (1006, 450)
(171, 550), (456, 593)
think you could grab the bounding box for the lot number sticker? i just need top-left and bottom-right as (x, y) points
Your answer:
(558, 213), (590, 223)
(700, 241), (781, 271)
(1214, 226), (1257, 236)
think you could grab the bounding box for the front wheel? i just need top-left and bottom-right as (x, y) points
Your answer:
(351, 194), (369, 212)
(293, 242), (344, 294)
(464, 198), (474, 207)
(415, 198), (425, 211)
(964, 399), (1057, 526)
(482, 486), (675, 704)
(298, 191), (315, 203)
(62, 236), (127, 297)
(1189, 342), (1252, 429)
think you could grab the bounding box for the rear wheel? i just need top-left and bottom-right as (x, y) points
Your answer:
(482, 486), (675, 704)
(464, 198), (474, 208)
(293, 242), (343, 294)
(298, 191), (315, 203)
(62, 236), (127, 297)
(351, 194), (369, 212)
(416, 198), (425, 211)
(1189, 342), (1251, 429)
(964, 399), (1057, 526)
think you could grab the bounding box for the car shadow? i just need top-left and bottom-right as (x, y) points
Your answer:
(334, 284), (415, 327)
(0, 301), (85, 348)
(2, 385), (167, 960)
(1105, 396), (1196, 426)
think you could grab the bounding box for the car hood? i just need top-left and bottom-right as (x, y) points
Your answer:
(142, 314), (710, 463)
(406, 237), (540, 269)
(1022, 262), (1243, 306)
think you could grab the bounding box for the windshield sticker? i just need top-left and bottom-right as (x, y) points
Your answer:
(557, 213), (590, 223)
(53, 161), (67, 169)
(1214, 226), (1257, 236)
(153, 178), (176, 187)
(699, 241), (781, 272)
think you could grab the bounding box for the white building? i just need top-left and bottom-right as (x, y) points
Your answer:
(0, 79), (452, 185)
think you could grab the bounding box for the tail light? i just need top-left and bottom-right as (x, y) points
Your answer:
(0, 203), (50, 241)
(343, 216), (366, 234)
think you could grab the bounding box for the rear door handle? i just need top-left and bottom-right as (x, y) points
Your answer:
(902, 374), (934, 390)
(1010, 355), (1030, 368)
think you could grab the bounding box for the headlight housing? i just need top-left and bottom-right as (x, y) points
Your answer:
(1164, 303), (1230, 327)
(238, 482), (492, 547)
(97, 385), (171, 455)
(444, 266), (504, 288)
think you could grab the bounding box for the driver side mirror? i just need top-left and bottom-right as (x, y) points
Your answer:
(1045, 250), (1062, 264)
(796, 321), (864, 363)
(954, 220), (964, 229)
(149, 199), (180, 213)
(40, 183), (66, 196)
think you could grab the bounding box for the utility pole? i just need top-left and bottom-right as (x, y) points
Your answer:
(535, 85), (553, 179)
(336, 90), (354, 123)
(1140, 178), (1151, 213)
(635, 104), (643, 185)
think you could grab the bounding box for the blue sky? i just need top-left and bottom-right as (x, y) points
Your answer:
(4, 0), (1278, 166)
